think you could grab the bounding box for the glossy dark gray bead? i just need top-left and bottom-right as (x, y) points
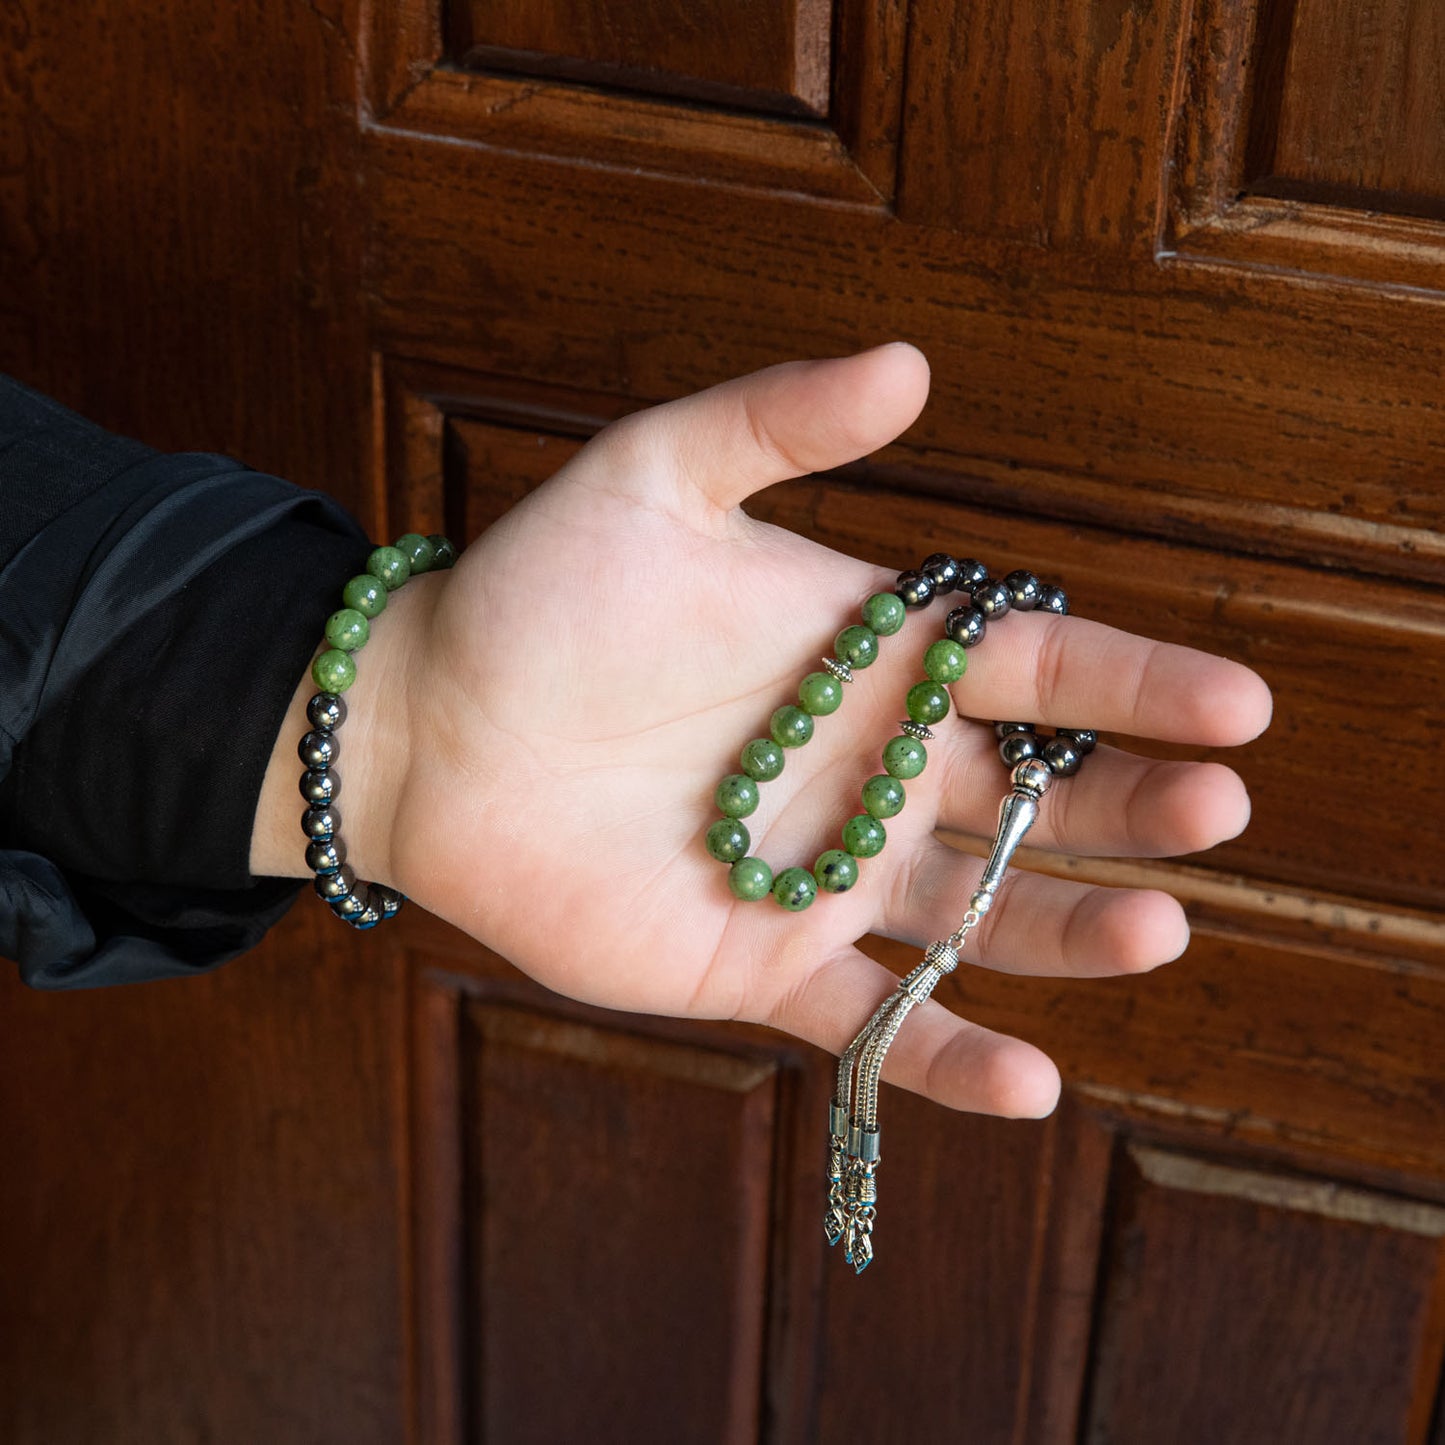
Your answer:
(1037, 586), (1070, 616)
(306, 838), (346, 876)
(302, 804), (341, 841)
(331, 888), (369, 920)
(999, 732), (1040, 766)
(1005, 570), (1041, 610)
(1060, 728), (1097, 754)
(314, 864), (356, 901)
(994, 721), (1035, 739)
(373, 885), (404, 920)
(921, 553), (960, 594)
(298, 728), (338, 770)
(945, 605), (986, 648)
(974, 580), (1012, 618)
(307, 692), (347, 731)
(300, 768), (338, 804)
(955, 558), (989, 592)
(1043, 736), (1082, 775)
(895, 569), (935, 609)
(352, 902), (383, 930)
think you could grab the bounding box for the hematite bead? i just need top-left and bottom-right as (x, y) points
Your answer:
(955, 559), (989, 592)
(946, 605), (986, 648)
(314, 864), (357, 902)
(306, 838), (346, 876)
(352, 902), (383, 930)
(307, 692), (347, 731)
(428, 535), (458, 569)
(895, 570), (935, 609)
(298, 728), (338, 770)
(1042, 736), (1082, 775)
(1005, 570), (1042, 610)
(999, 732), (1041, 766)
(331, 888), (369, 920)
(300, 768), (338, 804)
(302, 804), (340, 841)
(1060, 728), (1097, 754)
(1037, 586), (1070, 616)
(373, 885), (405, 919)
(995, 721), (1035, 739)
(974, 580), (1012, 618)
(922, 553), (960, 594)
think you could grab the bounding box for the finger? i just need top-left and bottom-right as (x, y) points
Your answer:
(594, 341), (931, 514)
(765, 943), (1061, 1117)
(957, 612), (1272, 746)
(936, 738), (1253, 858)
(878, 836), (1191, 977)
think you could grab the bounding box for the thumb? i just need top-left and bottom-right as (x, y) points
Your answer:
(593, 341), (931, 515)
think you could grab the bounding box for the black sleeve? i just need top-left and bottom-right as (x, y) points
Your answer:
(0, 374), (372, 988)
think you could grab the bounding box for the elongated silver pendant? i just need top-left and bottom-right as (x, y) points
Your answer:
(825, 756), (1053, 1272)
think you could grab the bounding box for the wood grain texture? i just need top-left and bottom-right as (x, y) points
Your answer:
(1084, 1143), (1445, 1443)
(447, 0), (834, 117)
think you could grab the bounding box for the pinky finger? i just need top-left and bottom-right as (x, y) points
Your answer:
(763, 944), (1062, 1119)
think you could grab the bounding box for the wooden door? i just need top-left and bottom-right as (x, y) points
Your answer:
(3, 1), (1444, 1441)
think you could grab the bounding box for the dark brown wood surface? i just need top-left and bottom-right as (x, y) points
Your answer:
(3, 0), (1444, 1441)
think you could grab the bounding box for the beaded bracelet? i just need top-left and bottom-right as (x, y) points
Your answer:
(705, 552), (1095, 1272)
(299, 532), (457, 929)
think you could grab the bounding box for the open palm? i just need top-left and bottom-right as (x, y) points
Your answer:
(389, 344), (1271, 1119)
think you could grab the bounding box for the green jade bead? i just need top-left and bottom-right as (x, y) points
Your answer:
(861, 773), (906, 819)
(366, 545), (412, 591)
(861, 591), (906, 637)
(842, 814), (886, 858)
(834, 624), (879, 671)
(342, 574), (387, 619)
(706, 819), (750, 863)
(906, 680), (952, 726)
(798, 671), (843, 716)
(394, 532), (436, 574)
(882, 735), (928, 779)
(814, 849), (859, 894)
(772, 866), (817, 912)
(924, 638), (968, 685)
(740, 738), (785, 782)
(428, 535), (459, 569)
(728, 856), (774, 901)
(715, 774), (759, 819)
(311, 648), (356, 694)
(770, 705), (814, 749)
(324, 607), (370, 653)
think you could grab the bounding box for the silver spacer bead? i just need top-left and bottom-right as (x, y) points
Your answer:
(1011, 757), (1053, 798)
(924, 940), (960, 972)
(899, 719), (935, 742)
(821, 655), (853, 684)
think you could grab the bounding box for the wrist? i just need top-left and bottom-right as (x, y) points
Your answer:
(248, 570), (441, 889)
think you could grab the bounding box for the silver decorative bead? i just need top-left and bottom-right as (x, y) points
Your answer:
(899, 719), (935, 741)
(1005, 570), (1041, 610)
(307, 692), (347, 731)
(1011, 758), (1052, 797)
(306, 838), (346, 876)
(1037, 586), (1069, 616)
(924, 940), (960, 971)
(299, 768), (338, 804)
(302, 804), (340, 841)
(1042, 736), (1083, 776)
(298, 728), (339, 770)
(822, 655), (853, 684)
(314, 864), (356, 901)
(974, 580), (1012, 618)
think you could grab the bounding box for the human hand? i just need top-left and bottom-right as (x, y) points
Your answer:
(256, 343), (1272, 1118)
